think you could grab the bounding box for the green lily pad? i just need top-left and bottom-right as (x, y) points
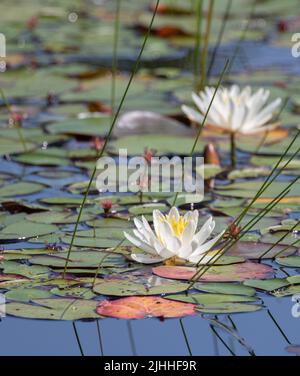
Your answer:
(276, 256), (300, 268)
(6, 298), (100, 320)
(0, 138), (36, 156)
(30, 250), (126, 268)
(47, 117), (110, 136)
(243, 278), (289, 292)
(272, 284), (300, 297)
(0, 260), (51, 278)
(165, 292), (257, 305)
(51, 287), (96, 299)
(196, 303), (262, 314)
(110, 134), (205, 155)
(194, 282), (256, 296)
(0, 182), (46, 198)
(1, 221), (58, 240)
(93, 278), (189, 296)
(5, 288), (53, 302)
(128, 203), (168, 216)
(61, 235), (127, 248)
(26, 211), (95, 224)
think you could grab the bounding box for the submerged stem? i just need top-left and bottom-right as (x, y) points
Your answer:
(230, 132), (236, 169)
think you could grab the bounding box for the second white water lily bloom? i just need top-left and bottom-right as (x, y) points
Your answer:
(182, 85), (282, 134)
(124, 207), (224, 264)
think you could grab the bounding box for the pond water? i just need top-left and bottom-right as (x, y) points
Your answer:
(1, 0), (300, 356)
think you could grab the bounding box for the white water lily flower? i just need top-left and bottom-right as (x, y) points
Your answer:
(182, 85), (282, 135)
(124, 207), (224, 264)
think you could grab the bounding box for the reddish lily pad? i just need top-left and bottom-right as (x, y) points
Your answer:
(227, 241), (296, 259)
(96, 296), (196, 319)
(152, 262), (274, 282)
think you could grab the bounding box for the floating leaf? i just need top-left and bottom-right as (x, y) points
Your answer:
(152, 262), (274, 282)
(165, 293), (257, 305)
(0, 182), (46, 198)
(51, 287), (96, 299)
(93, 278), (189, 296)
(5, 288), (52, 302)
(0, 261), (51, 278)
(26, 211), (95, 224)
(194, 282), (256, 296)
(6, 298), (99, 320)
(227, 241), (295, 259)
(243, 278), (289, 292)
(96, 296), (196, 319)
(30, 250), (126, 268)
(1, 221), (58, 240)
(276, 256), (300, 268)
(196, 303), (262, 314)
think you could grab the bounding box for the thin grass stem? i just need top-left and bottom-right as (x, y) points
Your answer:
(267, 309), (291, 345)
(63, 0), (161, 277)
(258, 218), (300, 260)
(172, 58), (230, 207)
(72, 322), (84, 356)
(207, 0), (232, 80)
(179, 319), (193, 356)
(194, 0), (203, 91)
(199, 0), (214, 90)
(111, 0), (121, 118)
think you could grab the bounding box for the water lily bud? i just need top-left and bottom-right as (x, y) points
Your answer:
(204, 143), (220, 166)
(10, 112), (23, 127)
(101, 199), (112, 214)
(93, 137), (104, 152)
(27, 16), (38, 30)
(143, 147), (156, 164)
(228, 222), (241, 238)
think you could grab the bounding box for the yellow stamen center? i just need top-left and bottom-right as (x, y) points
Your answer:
(163, 215), (188, 237)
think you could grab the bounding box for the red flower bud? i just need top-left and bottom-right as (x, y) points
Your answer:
(101, 199), (112, 214)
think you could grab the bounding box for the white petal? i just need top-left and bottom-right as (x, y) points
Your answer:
(182, 105), (204, 124)
(188, 230), (225, 263)
(131, 253), (165, 264)
(124, 231), (157, 255)
(193, 216), (214, 245)
(168, 207), (180, 222)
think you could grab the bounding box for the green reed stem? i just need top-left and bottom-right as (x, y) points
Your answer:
(172, 58), (230, 207)
(258, 218), (300, 260)
(194, 0), (203, 91)
(234, 129), (300, 227)
(111, 0), (121, 118)
(179, 319), (193, 356)
(0, 88), (27, 151)
(207, 0), (232, 80)
(63, 0), (161, 277)
(192, 172), (296, 271)
(267, 309), (291, 345)
(96, 320), (104, 356)
(188, 188), (291, 287)
(273, 237), (300, 259)
(199, 0), (214, 90)
(72, 322), (84, 356)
